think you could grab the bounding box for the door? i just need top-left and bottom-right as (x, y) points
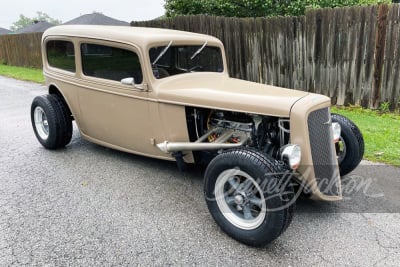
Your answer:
(76, 41), (153, 154)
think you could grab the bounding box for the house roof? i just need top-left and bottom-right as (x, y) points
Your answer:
(14, 21), (54, 34)
(63, 13), (130, 26)
(0, 27), (11, 35)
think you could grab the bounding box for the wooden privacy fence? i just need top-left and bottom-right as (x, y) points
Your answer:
(1, 4), (400, 109)
(0, 33), (42, 68)
(133, 4), (400, 109)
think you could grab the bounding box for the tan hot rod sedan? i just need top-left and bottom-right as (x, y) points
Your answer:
(31, 25), (364, 246)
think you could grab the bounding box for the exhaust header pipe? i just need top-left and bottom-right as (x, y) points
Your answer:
(156, 128), (248, 153)
(157, 140), (246, 153)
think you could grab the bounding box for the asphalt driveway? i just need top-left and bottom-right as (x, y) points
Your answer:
(0, 76), (399, 266)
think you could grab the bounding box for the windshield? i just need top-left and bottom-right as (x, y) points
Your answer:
(149, 44), (224, 79)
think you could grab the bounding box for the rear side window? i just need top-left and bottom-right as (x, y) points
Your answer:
(81, 43), (143, 84)
(46, 40), (75, 72)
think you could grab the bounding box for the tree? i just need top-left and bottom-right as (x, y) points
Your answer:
(164, 0), (391, 17)
(10, 11), (62, 31)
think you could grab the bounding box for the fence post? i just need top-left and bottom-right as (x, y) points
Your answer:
(370, 4), (389, 109)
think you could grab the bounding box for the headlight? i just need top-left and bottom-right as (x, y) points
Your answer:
(281, 144), (301, 170)
(332, 122), (341, 143)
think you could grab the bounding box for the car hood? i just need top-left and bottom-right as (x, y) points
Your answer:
(153, 73), (309, 117)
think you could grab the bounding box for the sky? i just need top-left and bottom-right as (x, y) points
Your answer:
(0, 0), (166, 29)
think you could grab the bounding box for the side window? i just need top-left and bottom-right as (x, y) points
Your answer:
(46, 40), (75, 72)
(81, 43), (143, 84)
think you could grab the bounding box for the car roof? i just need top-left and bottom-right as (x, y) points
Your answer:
(43, 25), (222, 48)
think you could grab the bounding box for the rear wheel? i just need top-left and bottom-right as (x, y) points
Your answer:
(31, 94), (72, 149)
(204, 148), (295, 247)
(52, 94), (73, 146)
(331, 113), (364, 176)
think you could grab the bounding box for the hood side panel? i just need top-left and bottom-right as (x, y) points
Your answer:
(153, 73), (309, 117)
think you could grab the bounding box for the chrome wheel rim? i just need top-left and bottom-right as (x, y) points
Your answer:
(336, 136), (347, 164)
(215, 169), (266, 230)
(34, 106), (49, 140)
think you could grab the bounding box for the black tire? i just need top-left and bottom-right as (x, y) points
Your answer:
(204, 148), (295, 247)
(31, 94), (72, 149)
(52, 94), (73, 146)
(331, 113), (364, 176)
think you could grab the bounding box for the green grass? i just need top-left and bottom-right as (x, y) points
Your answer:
(0, 64), (44, 83)
(332, 106), (400, 166)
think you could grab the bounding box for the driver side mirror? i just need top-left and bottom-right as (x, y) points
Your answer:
(121, 77), (135, 86)
(120, 77), (147, 91)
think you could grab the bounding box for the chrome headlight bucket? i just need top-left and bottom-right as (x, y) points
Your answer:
(332, 122), (341, 143)
(281, 144), (301, 170)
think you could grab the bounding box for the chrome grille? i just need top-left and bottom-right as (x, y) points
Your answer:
(308, 108), (340, 196)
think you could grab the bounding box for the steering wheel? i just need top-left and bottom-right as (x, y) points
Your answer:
(189, 65), (203, 72)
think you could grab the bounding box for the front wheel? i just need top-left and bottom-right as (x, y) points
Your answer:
(331, 113), (364, 176)
(204, 148), (295, 247)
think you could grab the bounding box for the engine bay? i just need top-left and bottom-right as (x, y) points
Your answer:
(186, 107), (291, 163)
